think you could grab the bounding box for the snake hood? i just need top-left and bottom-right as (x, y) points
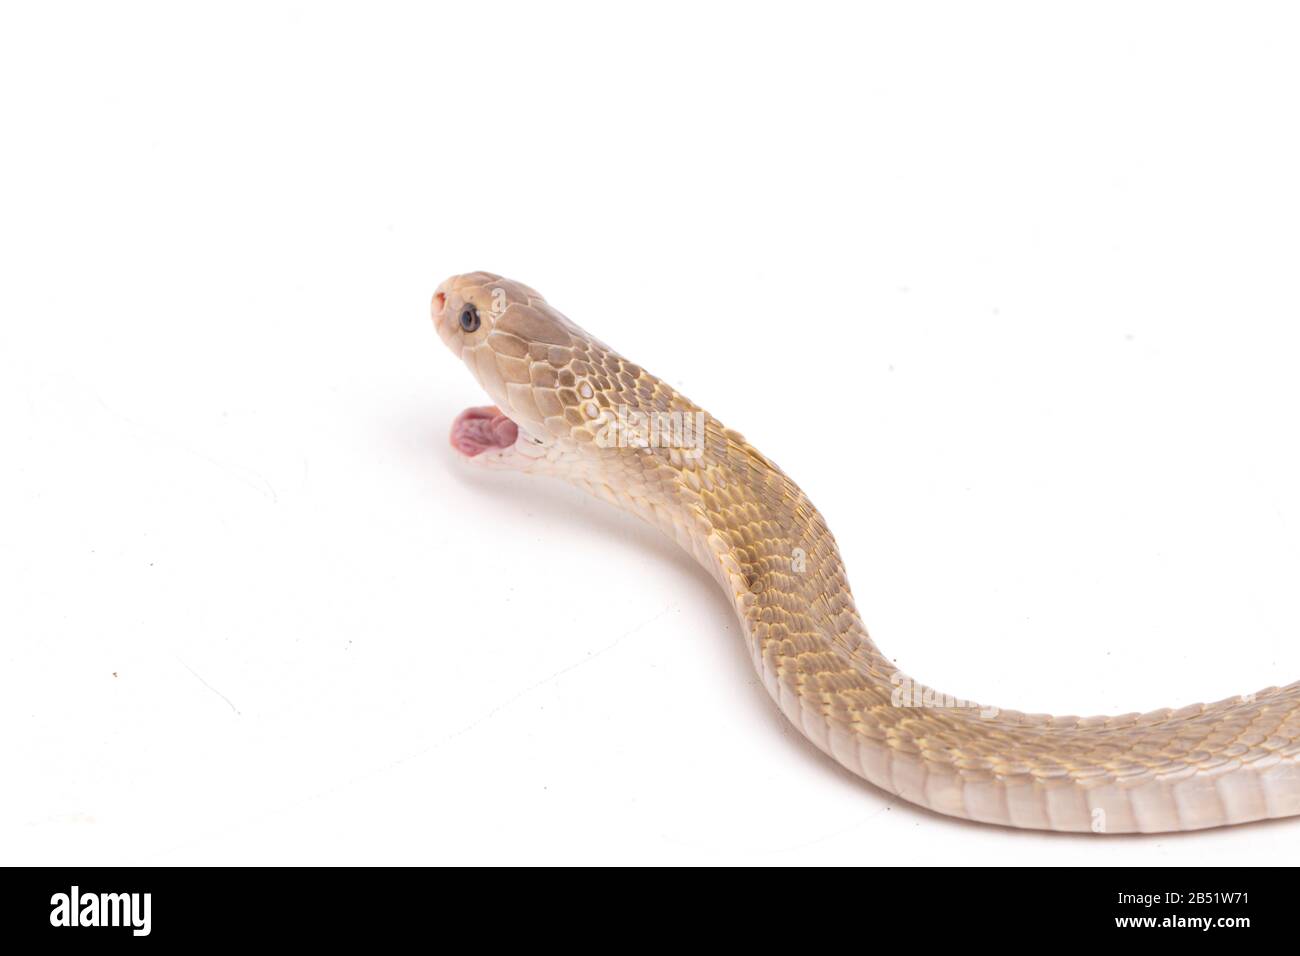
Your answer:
(433, 270), (1300, 834)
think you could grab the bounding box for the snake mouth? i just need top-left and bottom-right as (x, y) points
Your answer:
(450, 405), (520, 458)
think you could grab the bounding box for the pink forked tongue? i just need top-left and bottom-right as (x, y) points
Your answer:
(450, 405), (519, 457)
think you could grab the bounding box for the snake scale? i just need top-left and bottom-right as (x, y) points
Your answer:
(433, 271), (1300, 833)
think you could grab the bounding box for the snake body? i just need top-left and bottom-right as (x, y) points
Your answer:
(434, 271), (1300, 833)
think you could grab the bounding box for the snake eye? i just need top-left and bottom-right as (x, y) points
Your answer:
(459, 304), (481, 333)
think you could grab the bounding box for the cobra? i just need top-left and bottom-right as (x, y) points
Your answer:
(432, 271), (1300, 833)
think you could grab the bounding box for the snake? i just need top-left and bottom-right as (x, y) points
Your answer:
(432, 271), (1300, 833)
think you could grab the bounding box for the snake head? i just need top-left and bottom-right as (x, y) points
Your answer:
(434, 272), (601, 469)
(435, 271), (707, 473)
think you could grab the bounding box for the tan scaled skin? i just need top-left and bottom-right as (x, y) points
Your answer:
(433, 271), (1300, 833)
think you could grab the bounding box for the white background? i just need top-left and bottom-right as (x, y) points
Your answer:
(2, 2), (1299, 865)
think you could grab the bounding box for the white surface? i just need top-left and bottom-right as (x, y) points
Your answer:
(2, 2), (1300, 865)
